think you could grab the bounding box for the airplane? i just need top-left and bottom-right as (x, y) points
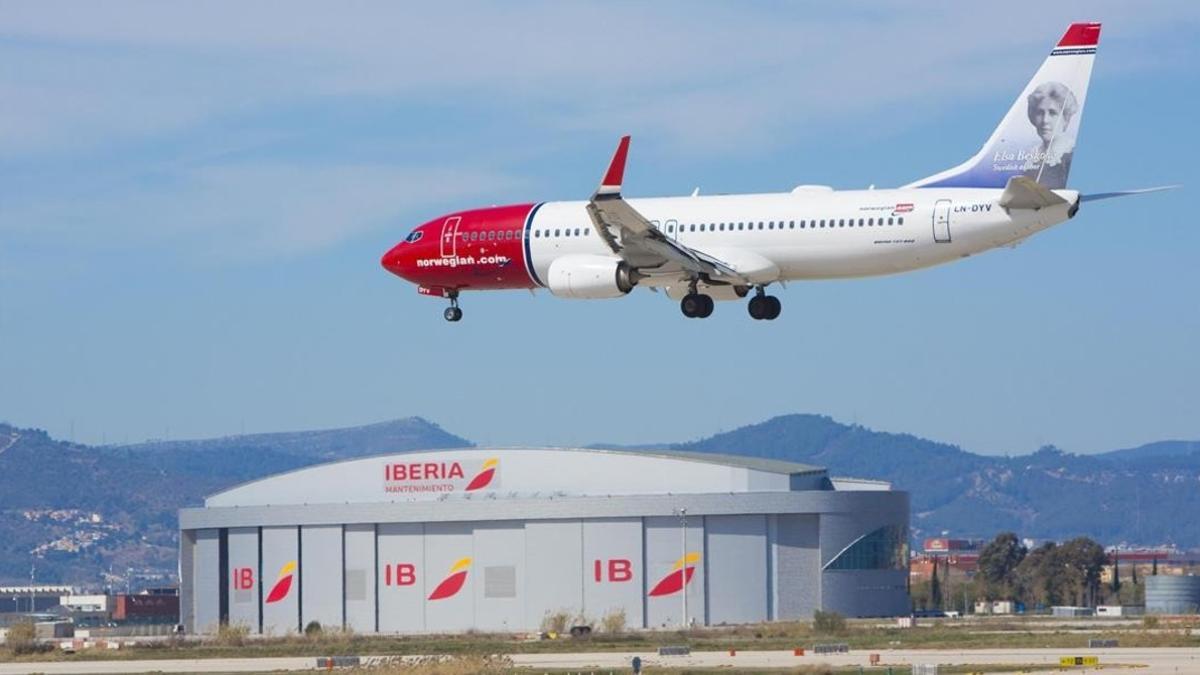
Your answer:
(382, 22), (1172, 322)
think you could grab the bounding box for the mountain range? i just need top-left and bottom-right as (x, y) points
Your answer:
(1, 414), (1196, 585)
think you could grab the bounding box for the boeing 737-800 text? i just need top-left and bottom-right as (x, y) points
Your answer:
(382, 22), (1170, 321)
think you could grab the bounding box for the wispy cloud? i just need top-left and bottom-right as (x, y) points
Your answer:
(1, 162), (526, 260)
(1, 1), (1196, 262)
(3, 2), (1197, 157)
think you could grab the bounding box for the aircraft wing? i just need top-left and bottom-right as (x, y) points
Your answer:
(586, 136), (747, 283)
(1080, 185), (1179, 202)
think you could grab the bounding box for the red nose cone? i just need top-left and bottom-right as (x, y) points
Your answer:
(381, 242), (408, 278)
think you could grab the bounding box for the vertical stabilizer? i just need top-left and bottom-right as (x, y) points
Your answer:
(906, 22), (1100, 190)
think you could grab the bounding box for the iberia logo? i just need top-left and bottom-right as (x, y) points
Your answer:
(648, 552), (701, 597)
(265, 561), (296, 604)
(464, 458), (498, 491)
(428, 557), (471, 600)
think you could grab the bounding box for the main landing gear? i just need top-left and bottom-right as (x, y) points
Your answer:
(680, 293), (714, 318)
(747, 287), (781, 321)
(680, 279), (715, 319)
(443, 291), (463, 322)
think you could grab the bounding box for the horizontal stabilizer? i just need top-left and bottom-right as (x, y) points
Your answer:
(1081, 185), (1179, 202)
(999, 175), (1068, 210)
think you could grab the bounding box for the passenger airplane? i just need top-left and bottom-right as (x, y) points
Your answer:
(382, 22), (1171, 321)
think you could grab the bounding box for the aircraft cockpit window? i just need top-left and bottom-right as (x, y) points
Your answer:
(404, 230), (424, 243)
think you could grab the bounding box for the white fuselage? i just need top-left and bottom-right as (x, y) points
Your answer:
(527, 186), (1076, 295)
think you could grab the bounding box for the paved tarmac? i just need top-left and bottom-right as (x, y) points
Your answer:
(1, 647), (1198, 673)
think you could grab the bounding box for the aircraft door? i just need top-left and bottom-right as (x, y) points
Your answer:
(440, 216), (461, 257)
(665, 219), (679, 241)
(933, 200), (952, 243)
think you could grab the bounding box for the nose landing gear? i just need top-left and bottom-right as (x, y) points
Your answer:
(747, 287), (781, 320)
(443, 291), (463, 322)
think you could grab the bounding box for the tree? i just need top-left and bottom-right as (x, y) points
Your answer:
(1016, 542), (1062, 608)
(930, 560), (942, 610)
(1131, 559), (1139, 585)
(1059, 537), (1107, 606)
(1152, 557), (1158, 576)
(978, 532), (1027, 600)
(1110, 552), (1121, 597)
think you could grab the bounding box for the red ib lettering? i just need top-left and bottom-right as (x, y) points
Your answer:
(385, 563), (416, 586)
(593, 559), (633, 582)
(233, 567), (254, 590)
(609, 559), (632, 582)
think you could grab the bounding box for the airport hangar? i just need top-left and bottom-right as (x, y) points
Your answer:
(178, 448), (910, 634)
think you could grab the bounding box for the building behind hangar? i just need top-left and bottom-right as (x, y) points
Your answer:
(179, 448), (909, 634)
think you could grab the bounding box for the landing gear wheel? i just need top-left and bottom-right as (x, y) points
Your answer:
(443, 306), (463, 322)
(748, 295), (767, 320)
(680, 293), (714, 319)
(764, 295), (781, 320)
(748, 294), (782, 320)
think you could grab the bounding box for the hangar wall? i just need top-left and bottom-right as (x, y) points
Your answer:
(182, 510), (906, 634)
(179, 448), (909, 633)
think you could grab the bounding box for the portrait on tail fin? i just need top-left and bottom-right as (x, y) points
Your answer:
(1021, 82), (1078, 189)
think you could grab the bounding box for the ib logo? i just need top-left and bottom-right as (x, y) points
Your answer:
(648, 552), (701, 597)
(265, 561), (297, 604)
(464, 458), (498, 491)
(428, 557), (472, 600)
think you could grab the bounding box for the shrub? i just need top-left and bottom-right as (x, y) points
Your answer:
(572, 611), (592, 630)
(540, 610), (570, 635)
(812, 610), (847, 634)
(1143, 615), (1160, 629)
(5, 621), (43, 655)
(304, 620), (323, 637)
(213, 622), (250, 647)
(600, 608), (627, 634)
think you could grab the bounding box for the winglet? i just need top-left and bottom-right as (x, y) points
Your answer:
(596, 135), (631, 197)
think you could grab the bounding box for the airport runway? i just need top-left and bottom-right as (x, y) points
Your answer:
(2, 647), (1198, 673)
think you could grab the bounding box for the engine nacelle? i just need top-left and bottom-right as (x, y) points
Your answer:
(547, 255), (639, 299)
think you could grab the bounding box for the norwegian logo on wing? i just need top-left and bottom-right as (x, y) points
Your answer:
(647, 552), (701, 597)
(428, 557), (471, 600)
(465, 458), (498, 491)
(265, 561), (296, 604)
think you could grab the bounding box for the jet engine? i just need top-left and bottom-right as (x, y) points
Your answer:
(547, 255), (640, 299)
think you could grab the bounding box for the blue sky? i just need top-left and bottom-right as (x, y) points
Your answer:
(1, 2), (1197, 455)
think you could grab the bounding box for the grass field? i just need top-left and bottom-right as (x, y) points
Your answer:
(2, 615), (1197, 666)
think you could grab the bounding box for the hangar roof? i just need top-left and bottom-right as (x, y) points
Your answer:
(205, 447), (830, 508)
